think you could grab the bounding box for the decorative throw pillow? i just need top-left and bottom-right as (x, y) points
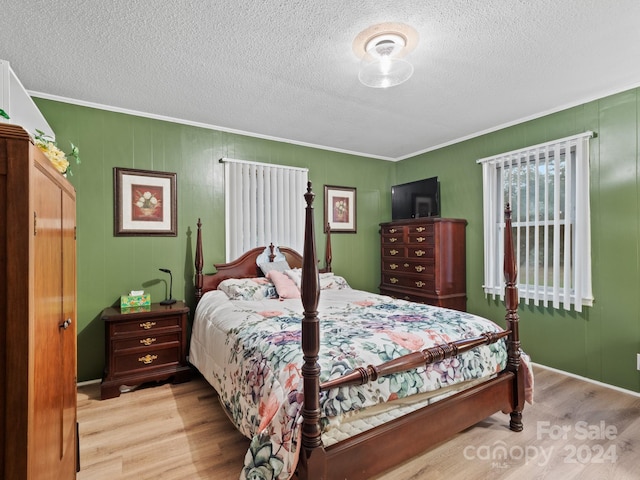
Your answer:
(218, 278), (278, 301)
(258, 260), (291, 276)
(284, 269), (351, 290)
(266, 270), (301, 299)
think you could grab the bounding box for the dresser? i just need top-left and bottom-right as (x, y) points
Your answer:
(101, 302), (191, 399)
(379, 218), (467, 311)
(1, 124), (77, 479)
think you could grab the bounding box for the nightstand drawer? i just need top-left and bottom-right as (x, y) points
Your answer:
(112, 315), (182, 335)
(113, 331), (181, 351)
(113, 345), (181, 375)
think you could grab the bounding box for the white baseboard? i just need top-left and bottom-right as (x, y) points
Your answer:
(532, 362), (640, 398)
(77, 378), (101, 387)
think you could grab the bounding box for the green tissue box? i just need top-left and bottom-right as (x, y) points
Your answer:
(120, 293), (151, 309)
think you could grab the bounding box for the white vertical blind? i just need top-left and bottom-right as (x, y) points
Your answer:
(477, 131), (594, 312)
(222, 158), (308, 261)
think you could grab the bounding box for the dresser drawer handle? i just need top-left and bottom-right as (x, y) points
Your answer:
(403, 296), (411, 300)
(416, 237), (426, 242)
(404, 263), (409, 267)
(390, 277), (399, 284)
(415, 265), (425, 272)
(140, 337), (157, 346)
(389, 228), (397, 233)
(390, 249), (399, 256)
(140, 321), (156, 330)
(138, 354), (158, 365)
(416, 227), (426, 232)
(415, 281), (426, 288)
(389, 237), (398, 242)
(389, 263), (398, 269)
(415, 250), (426, 257)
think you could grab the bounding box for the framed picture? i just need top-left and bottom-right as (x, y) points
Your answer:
(324, 185), (357, 233)
(113, 167), (177, 236)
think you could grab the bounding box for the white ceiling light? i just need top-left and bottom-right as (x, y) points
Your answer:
(353, 23), (418, 89)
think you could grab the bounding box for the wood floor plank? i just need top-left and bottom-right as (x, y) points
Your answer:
(77, 367), (640, 479)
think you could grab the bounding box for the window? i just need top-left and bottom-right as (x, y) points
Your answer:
(222, 158), (308, 261)
(477, 132), (594, 312)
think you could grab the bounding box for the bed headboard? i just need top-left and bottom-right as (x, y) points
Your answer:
(193, 219), (330, 302)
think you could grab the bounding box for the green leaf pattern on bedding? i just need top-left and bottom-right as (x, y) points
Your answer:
(211, 295), (507, 480)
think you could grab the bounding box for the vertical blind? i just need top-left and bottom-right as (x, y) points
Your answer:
(222, 158), (308, 261)
(477, 132), (594, 312)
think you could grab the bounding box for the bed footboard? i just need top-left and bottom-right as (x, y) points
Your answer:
(297, 183), (524, 480)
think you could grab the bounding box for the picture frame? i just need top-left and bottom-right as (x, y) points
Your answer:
(324, 185), (357, 233)
(113, 167), (177, 236)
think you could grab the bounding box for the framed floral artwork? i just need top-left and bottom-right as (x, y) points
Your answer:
(113, 167), (177, 236)
(324, 185), (356, 233)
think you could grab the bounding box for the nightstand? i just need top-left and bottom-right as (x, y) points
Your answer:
(101, 301), (191, 400)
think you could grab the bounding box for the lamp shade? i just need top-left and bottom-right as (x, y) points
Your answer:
(358, 33), (414, 88)
(358, 57), (414, 88)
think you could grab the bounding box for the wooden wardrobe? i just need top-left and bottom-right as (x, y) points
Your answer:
(0, 124), (77, 479)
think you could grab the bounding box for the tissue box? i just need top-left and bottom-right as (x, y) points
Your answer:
(120, 293), (151, 309)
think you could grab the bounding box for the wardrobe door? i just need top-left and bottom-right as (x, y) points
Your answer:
(32, 164), (76, 479)
(61, 185), (77, 476)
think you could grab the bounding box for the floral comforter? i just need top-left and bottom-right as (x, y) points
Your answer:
(189, 288), (508, 480)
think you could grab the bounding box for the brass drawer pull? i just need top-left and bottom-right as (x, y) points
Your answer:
(389, 237), (397, 242)
(404, 263), (409, 267)
(415, 265), (425, 272)
(140, 321), (156, 330)
(415, 281), (426, 288)
(140, 337), (156, 346)
(417, 237), (426, 242)
(138, 354), (158, 365)
(415, 250), (426, 257)
(390, 263), (398, 269)
(390, 278), (399, 284)
(389, 228), (397, 233)
(390, 249), (399, 256)
(416, 227), (426, 232)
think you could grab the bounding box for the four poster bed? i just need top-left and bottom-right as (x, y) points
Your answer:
(190, 183), (529, 480)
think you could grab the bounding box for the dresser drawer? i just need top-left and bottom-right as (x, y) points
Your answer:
(381, 234), (404, 245)
(381, 225), (405, 235)
(382, 246), (406, 258)
(113, 344), (181, 376)
(382, 273), (435, 292)
(113, 331), (181, 352)
(407, 224), (433, 235)
(383, 259), (434, 275)
(111, 315), (182, 335)
(407, 246), (435, 259)
(407, 231), (434, 245)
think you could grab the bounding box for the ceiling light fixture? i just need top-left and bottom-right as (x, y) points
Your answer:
(353, 23), (418, 89)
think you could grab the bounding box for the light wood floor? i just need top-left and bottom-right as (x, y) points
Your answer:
(77, 366), (640, 479)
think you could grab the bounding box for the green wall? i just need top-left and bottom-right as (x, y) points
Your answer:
(36, 89), (640, 393)
(395, 89), (640, 392)
(35, 98), (395, 382)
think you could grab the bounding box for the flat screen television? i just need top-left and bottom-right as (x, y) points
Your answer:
(391, 177), (440, 220)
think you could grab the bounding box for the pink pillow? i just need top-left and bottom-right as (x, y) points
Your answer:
(266, 270), (301, 299)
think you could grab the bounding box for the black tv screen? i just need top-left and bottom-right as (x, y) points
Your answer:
(391, 177), (440, 220)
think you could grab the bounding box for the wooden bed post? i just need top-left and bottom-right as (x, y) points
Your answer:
(299, 182), (324, 474)
(195, 218), (204, 303)
(324, 223), (332, 273)
(504, 205), (524, 432)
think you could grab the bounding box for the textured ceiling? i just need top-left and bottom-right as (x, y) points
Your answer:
(3, 0), (640, 160)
